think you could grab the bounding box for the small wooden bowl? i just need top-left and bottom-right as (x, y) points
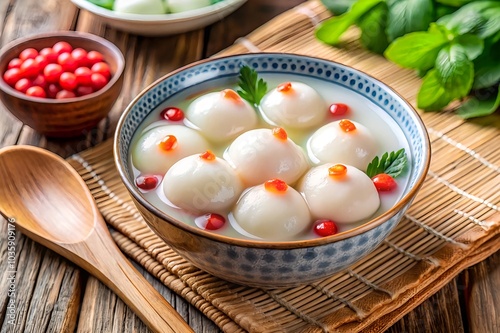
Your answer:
(0, 31), (125, 138)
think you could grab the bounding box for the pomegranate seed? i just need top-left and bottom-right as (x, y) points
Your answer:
(272, 127), (288, 141)
(329, 103), (349, 116)
(135, 175), (159, 190)
(372, 173), (397, 192)
(160, 107), (184, 121)
(264, 179), (288, 193)
(198, 213), (225, 230)
(339, 119), (356, 132)
(313, 219), (338, 237)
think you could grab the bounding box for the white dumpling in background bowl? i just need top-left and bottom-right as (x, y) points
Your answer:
(113, 0), (167, 14)
(308, 119), (378, 171)
(260, 81), (327, 129)
(163, 150), (243, 214)
(186, 89), (257, 143)
(232, 179), (311, 240)
(132, 125), (210, 175)
(224, 127), (309, 186)
(299, 163), (380, 224)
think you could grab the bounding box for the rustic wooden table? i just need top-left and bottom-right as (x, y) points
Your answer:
(0, 0), (498, 332)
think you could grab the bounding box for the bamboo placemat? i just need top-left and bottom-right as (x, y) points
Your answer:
(67, 1), (500, 332)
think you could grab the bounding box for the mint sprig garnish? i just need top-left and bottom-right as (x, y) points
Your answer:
(366, 148), (408, 178)
(236, 66), (268, 106)
(317, 0), (500, 118)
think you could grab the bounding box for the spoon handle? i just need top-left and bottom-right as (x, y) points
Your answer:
(73, 218), (194, 333)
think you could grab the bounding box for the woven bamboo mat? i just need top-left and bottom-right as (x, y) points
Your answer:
(67, 1), (500, 332)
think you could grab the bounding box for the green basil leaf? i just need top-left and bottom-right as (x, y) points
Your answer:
(386, 0), (434, 42)
(316, 0), (384, 45)
(457, 86), (500, 118)
(455, 34), (484, 60)
(435, 44), (474, 98)
(320, 0), (357, 15)
(417, 69), (455, 110)
(384, 30), (449, 70)
(358, 2), (390, 54)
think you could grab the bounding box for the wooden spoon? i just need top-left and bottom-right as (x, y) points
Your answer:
(0, 145), (193, 333)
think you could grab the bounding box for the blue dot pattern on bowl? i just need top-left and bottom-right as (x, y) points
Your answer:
(119, 54), (426, 191)
(177, 206), (405, 287)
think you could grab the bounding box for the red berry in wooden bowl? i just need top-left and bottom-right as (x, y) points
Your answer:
(0, 31), (125, 137)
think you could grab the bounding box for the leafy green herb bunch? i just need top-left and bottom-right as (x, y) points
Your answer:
(316, 0), (500, 118)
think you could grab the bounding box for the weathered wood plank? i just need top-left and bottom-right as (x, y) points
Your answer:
(205, 0), (306, 57)
(386, 279), (465, 333)
(464, 251), (500, 333)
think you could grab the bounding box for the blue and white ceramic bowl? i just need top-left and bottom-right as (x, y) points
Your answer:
(114, 53), (430, 288)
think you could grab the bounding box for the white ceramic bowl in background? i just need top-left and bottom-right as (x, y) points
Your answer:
(70, 0), (247, 36)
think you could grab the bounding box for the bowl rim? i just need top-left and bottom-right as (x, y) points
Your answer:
(114, 52), (431, 249)
(70, 0), (246, 23)
(0, 30), (125, 103)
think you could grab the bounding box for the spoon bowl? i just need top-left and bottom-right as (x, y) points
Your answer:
(0, 145), (193, 333)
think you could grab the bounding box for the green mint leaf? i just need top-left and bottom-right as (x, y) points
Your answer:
(315, 0), (384, 45)
(473, 60), (500, 90)
(386, 0), (434, 42)
(478, 6), (500, 39)
(236, 66), (268, 106)
(358, 2), (390, 54)
(366, 149), (408, 178)
(454, 34), (484, 60)
(436, 4), (458, 18)
(435, 44), (474, 99)
(87, 0), (114, 9)
(435, 0), (475, 7)
(437, 1), (500, 37)
(384, 29), (449, 71)
(457, 86), (500, 119)
(417, 69), (455, 110)
(320, 0), (357, 15)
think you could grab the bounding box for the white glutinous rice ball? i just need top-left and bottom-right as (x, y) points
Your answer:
(166, 0), (211, 13)
(163, 150), (243, 214)
(113, 0), (166, 14)
(186, 89), (257, 143)
(308, 119), (378, 171)
(232, 179), (311, 240)
(299, 163), (380, 224)
(224, 127), (309, 186)
(260, 81), (326, 129)
(132, 125), (209, 175)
